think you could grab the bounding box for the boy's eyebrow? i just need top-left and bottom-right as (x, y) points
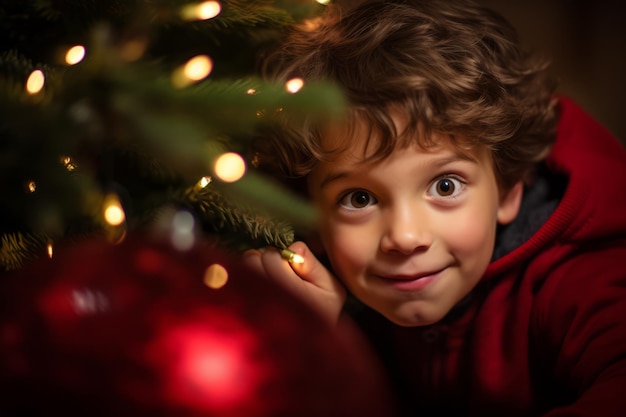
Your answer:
(319, 171), (349, 190)
(317, 149), (479, 190)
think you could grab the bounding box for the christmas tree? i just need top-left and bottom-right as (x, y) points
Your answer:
(0, 0), (344, 271)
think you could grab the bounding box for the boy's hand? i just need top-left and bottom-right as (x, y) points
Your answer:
(242, 241), (346, 325)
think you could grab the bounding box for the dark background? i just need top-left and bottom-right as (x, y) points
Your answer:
(482, 0), (626, 144)
(339, 0), (626, 144)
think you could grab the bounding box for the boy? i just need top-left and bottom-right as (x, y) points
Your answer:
(244, 0), (626, 415)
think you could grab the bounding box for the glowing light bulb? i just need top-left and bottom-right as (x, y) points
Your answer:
(281, 248), (305, 264)
(26, 70), (45, 94)
(204, 264), (229, 289)
(103, 194), (125, 226)
(181, 1), (222, 21)
(194, 176), (212, 191)
(316, 0), (332, 4)
(27, 181), (37, 193)
(285, 77), (304, 94)
(246, 88), (257, 95)
(213, 152), (246, 183)
(47, 241), (54, 258)
(65, 45), (86, 65)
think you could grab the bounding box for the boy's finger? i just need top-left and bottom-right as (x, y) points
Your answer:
(285, 242), (344, 294)
(241, 249), (267, 277)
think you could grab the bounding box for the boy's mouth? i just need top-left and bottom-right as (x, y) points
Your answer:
(377, 269), (444, 291)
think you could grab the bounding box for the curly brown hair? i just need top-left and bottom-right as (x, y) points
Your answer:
(261, 0), (559, 192)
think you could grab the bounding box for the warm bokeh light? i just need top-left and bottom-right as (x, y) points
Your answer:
(103, 194), (126, 226)
(119, 38), (148, 61)
(47, 241), (53, 258)
(172, 55), (213, 88)
(246, 88), (257, 95)
(214, 152), (246, 183)
(26, 70), (45, 94)
(181, 1), (222, 21)
(204, 264), (229, 289)
(26, 181), (36, 193)
(285, 77), (304, 94)
(60, 156), (77, 171)
(65, 45), (86, 65)
(184, 55), (213, 81)
(316, 0), (332, 4)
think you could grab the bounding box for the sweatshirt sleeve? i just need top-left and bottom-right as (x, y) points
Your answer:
(532, 242), (626, 417)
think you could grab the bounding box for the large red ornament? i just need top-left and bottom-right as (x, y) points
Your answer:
(0, 236), (394, 417)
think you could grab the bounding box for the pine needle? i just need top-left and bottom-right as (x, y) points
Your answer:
(0, 232), (47, 271)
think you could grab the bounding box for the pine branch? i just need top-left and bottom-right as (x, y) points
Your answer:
(0, 232), (47, 271)
(175, 181), (295, 250)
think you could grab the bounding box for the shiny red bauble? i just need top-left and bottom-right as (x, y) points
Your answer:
(0, 236), (394, 417)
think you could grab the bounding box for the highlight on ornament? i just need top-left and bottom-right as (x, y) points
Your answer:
(172, 54), (213, 88)
(213, 152), (246, 183)
(171, 210), (196, 251)
(280, 248), (304, 265)
(204, 263), (229, 289)
(285, 78), (304, 94)
(180, 1), (221, 21)
(26, 70), (45, 95)
(65, 45), (86, 65)
(103, 194), (126, 226)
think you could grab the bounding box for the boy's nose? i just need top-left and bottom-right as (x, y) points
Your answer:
(379, 204), (432, 255)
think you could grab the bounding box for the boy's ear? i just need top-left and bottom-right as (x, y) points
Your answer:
(497, 181), (523, 225)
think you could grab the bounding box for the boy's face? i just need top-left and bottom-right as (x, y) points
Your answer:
(307, 119), (522, 326)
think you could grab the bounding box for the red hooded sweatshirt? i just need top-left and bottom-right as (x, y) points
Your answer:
(352, 97), (626, 417)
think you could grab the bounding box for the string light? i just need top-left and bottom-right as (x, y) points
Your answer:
(285, 78), (304, 94)
(203, 264), (229, 289)
(180, 1), (222, 21)
(195, 175), (212, 190)
(103, 194), (126, 226)
(65, 45), (86, 65)
(316, 0), (332, 4)
(280, 248), (305, 264)
(26, 181), (37, 193)
(26, 70), (45, 94)
(47, 240), (54, 259)
(213, 152), (246, 183)
(246, 88), (257, 95)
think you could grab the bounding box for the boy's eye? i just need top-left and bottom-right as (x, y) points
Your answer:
(428, 177), (463, 197)
(339, 190), (377, 209)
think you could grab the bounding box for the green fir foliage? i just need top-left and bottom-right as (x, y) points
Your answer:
(0, 0), (343, 271)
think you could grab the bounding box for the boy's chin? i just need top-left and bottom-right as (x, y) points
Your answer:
(383, 305), (449, 327)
